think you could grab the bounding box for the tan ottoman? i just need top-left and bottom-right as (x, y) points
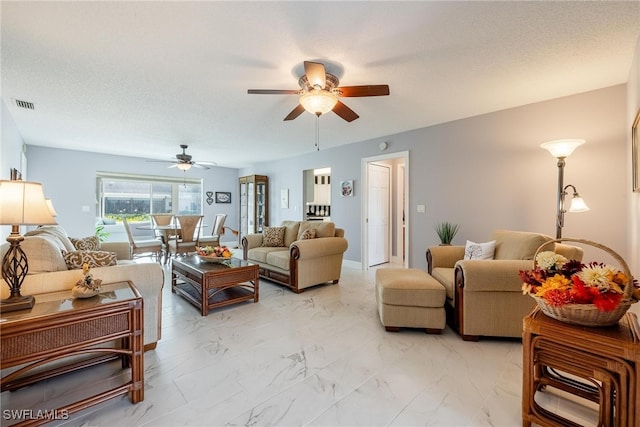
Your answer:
(375, 268), (446, 333)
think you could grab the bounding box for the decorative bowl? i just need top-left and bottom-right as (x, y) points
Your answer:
(197, 254), (233, 263)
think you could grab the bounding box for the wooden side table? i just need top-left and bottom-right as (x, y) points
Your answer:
(1, 281), (144, 426)
(522, 306), (640, 427)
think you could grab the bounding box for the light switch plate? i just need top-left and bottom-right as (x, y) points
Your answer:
(417, 204), (426, 213)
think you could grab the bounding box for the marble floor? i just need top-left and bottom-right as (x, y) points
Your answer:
(2, 262), (599, 426)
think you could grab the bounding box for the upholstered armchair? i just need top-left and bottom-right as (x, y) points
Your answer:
(426, 229), (583, 341)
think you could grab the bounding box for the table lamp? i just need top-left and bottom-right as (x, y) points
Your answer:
(0, 180), (57, 312)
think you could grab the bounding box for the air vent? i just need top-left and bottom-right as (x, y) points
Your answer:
(14, 99), (35, 110)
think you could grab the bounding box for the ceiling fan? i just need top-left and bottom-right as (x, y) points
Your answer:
(248, 61), (390, 122)
(147, 145), (214, 171)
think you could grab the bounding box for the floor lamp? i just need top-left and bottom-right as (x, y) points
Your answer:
(0, 180), (57, 312)
(540, 139), (590, 238)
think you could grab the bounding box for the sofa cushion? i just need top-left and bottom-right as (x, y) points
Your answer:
(431, 267), (455, 300)
(491, 230), (552, 260)
(247, 246), (288, 263)
(281, 221), (301, 247)
(63, 250), (118, 269)
(19, 236), (68, 274)
(298, 221), (336, 239)
(464, 240), (495, 260)
(265, 250), (290, 271)
(299, 228), (316, 240)
(262, 226), (285, 247)
(25, 225), (76, 252)
(70, 235), (101, 251)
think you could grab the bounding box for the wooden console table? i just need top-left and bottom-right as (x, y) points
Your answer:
(1, 281), (144, 426)
(522, 306), (640, 427)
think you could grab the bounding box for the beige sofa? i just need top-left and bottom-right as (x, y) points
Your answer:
(426, 229), (583, 341)
(0, 225), (164, 350)
(242, 220), (348, 293)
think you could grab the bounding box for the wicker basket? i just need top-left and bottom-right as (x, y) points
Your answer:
(530, 238), (636, 327)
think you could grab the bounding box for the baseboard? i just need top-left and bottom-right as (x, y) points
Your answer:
(342, 259), (362, 270)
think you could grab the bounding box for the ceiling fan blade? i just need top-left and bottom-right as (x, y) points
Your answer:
(284, 104), (306, 121)
(333, 101), (359, 122)
(192, 163), (211, 170)
(247, 89), (299, 95)
(304, 61), (326, 89)
(338, 85), (390, 97)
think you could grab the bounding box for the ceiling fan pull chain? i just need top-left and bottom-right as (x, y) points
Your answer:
(315, 114), (320, 151)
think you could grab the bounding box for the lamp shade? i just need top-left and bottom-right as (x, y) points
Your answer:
(299, 90), (338, 115)
(0, 180), (57, 225)
(540, 139), (585, 158)
(176, 163), (192, 171)
(45, 198), (58, 217)
(569, 196), (590, 213)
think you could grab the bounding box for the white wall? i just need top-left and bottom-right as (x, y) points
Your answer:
(1, 100), (26, 238)
(243, 85), (630, 273)
(25, 146), (240, 239)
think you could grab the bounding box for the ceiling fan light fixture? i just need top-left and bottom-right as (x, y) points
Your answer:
(176, 163), (192, 171)
(299, 89), (338, 116)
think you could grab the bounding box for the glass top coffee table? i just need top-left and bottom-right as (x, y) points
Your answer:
(171, 255), (259, 316)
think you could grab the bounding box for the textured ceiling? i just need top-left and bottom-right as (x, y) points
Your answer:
(2, 1), (639, 168)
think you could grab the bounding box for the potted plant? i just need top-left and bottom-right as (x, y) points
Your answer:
(435, 221), (459, 245)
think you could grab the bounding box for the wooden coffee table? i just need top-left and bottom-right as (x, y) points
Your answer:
(171, 255), (259, 316)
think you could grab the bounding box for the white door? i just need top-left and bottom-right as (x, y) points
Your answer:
(367, 163), (390, 266)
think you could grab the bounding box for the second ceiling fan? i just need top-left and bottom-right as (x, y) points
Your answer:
(248, 61), (390, 122)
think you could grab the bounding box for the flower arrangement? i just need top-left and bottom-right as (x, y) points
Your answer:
(520, 251), (639, 312)
(197, 245), (232, 258)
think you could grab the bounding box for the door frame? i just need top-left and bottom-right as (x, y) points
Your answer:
(361, 150), (410, 269)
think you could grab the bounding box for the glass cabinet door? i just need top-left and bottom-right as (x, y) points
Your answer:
(239, 175), (268, 240)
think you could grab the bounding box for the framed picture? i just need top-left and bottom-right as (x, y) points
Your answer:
(10, 168), (22, 180)
(633, 108), (640, 192)
(340, 180), (353, 197)
(215, 192), (231, 203)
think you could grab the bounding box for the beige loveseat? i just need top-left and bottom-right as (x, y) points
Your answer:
(242, 221), (348, 293)
(0, 225), (164, 350)
(426, 229), (583, 341)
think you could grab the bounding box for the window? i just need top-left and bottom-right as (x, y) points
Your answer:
(97, 172), (202, 222)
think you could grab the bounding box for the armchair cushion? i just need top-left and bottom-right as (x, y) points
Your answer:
(492, 229), (551, 260)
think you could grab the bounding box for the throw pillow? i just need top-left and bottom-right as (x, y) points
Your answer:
(299, 228), (316, 240)
(63, 250), (117, 270)
(464, 240), (496, 260)
(262, 226), (285, 247)
(70, 236), (101, 251)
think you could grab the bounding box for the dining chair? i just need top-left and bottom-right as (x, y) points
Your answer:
(122, 217), (163, 263)
(167, 215), (203, 261)
(198, 213), (227, 247)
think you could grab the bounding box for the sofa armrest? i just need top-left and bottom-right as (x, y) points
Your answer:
(242, 234), (264, 259)
(291, 237), (348, 260)
(101, 241), (133, 260)
(455, 259), (534, 292)
(426, 246), (465, 273)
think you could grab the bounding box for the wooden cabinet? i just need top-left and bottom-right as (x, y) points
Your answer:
(239, 175), (268, 239)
